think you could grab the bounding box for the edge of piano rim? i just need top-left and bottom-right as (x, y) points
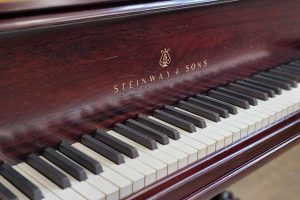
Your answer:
(0, 0), (236, 32)
(126, 110), (300, 200)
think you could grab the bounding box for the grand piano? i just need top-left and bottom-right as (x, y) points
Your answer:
(0, 0), (299, 199)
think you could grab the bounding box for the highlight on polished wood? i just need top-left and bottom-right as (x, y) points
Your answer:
(0, 0), (299, 199)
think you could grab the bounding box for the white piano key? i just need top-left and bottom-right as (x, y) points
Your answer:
(250, 105), (276, 124)
(176, 107), (246, 140)
(72, 143), (145, 193)
(147, 116), (215, 153)
(256, 102), (282, 121)
(40, 156), (105, 200)
(246, 108), (270, 127)
(0, 175), (30, 200)
(96, 166), (132, 199)
(157, 144), (188, 169)
(123, 158), (156, 186)
(230, 113), (256, 133)
(175, 107), (247, 142)
(85, 171), (119, 200)
(275, 90), (300, 112)
(205, 125), (233, 144)
(168, 139), (198, 163)
(275, 99), (296, 114)
(234, 108), (263, 131)
(17, 163), (86, 200)
(55, 150), (120, 200)
(241, 105), (269, 120)
(258, 100), (286, 120)
(211, 121), (241, 142)
(107, 130), (178, 174)
(77, 157), (132, 200)
(13, 166), (60, 200)
(180, 134), (213, 156)
(136, 153), (167, 180)
(150, 116), (225, 151)
(222, 117), (249, 138)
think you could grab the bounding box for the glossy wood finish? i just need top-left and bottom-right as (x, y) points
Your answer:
(0, 0), (130, 14)
(0, 0), (300, 199)
(127, 111), (300, 200)
(1, 0), (300, 163)
(0, 0), (231, 32)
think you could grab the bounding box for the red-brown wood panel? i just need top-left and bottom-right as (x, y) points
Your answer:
(0, 0), (299, 163)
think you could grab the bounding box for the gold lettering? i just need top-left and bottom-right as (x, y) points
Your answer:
(203, 59), (208, 67)
(158, 73), (164, 80)
(166, 71), (170, 77)
(142, 78), (147, 84)
(185, 65), (189, 72)
(197, 62), (202, 68)
(149, 75), (156, 82)
(113, 85), (119, 93)
(191, 63), (196, 70)
(111, 59), (208, 93)
(121, 83), (126, 91)
(129, 81), (133, 89)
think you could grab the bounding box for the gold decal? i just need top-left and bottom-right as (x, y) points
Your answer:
(158, 73), (164, 80)
(113, 85), (119, 93)
(149, 75), (155, 82)
(159, 48), (171, 68)
(112, 59), (208, 93)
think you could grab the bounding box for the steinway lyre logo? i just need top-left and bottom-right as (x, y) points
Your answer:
(159, 48), (171, 68)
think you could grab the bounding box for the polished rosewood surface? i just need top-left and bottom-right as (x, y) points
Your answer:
(0, 0), (299, 165)
(0, 0), (131, 14)
(0, 0), (300, 199)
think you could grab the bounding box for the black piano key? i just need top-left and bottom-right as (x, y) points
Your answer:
(152, 109), (196, 133)
(113, 123), (158, 150)
(0, 182), (18, 200)
(227, 83), (269, 100)
(94, 130), (139, 159)
(43, 148), (88, 181)
(268, 69), (300, 82)
(251, 75), (292, 90)
(274, 67), (300, 75)
(280, 65), (300, 72)
(26, 154), (71, 189)
(216, 87), (257, 106)
(58, 141), (103, 174)
(136, 114), (180, 140)
(208, 90), (250, 109)
(235, 80), (275, 98)
(288, 62), (300, 68)
(243, 78), (282, 94)
(81, 135), (125, 165)
(125, 119), (169, 144)
(163, 105), (206, 128)
(195, 94), (238, 114)
(187, 97), (229, 118)
(259, 72), (297, 87)
(290, 60), (300, 65)
(0, 164), (44, 200)
(177, 101), (220, 122)
(269, 69), (300, 82)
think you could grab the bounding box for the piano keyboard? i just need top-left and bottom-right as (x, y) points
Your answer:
(0, 61), (299, 200)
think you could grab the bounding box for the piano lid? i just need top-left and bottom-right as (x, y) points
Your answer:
(0, 0), (137, 14)
(0, 0), (231, 15)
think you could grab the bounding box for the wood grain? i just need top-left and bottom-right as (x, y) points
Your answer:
(0, 0), (299, 175)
